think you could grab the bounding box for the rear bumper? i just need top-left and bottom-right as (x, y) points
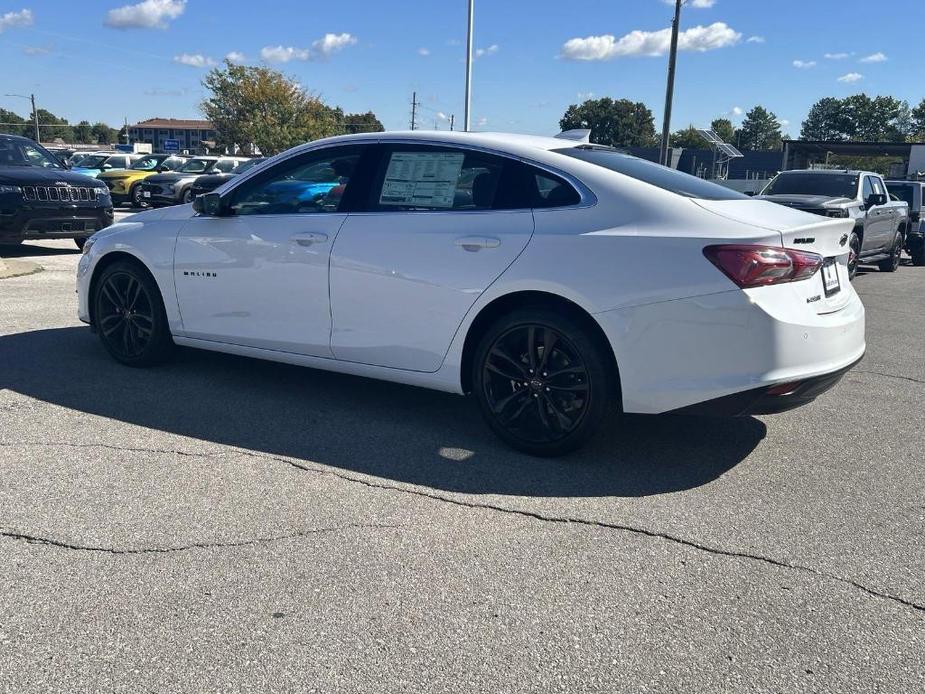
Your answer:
(595, 283), (866, 415)
(670, 354), (863, 416)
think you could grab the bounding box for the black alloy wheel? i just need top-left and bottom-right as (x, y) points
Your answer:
(877, 232), (903, 272)
(847, 232), (861, 280)
(473, 308), (615, 456)
(93, 261), (173, 366)
(182, 187), (194, 204)
(131, 184), (147, 208)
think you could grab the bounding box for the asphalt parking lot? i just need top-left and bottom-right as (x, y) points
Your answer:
(1, 234), (923, 692)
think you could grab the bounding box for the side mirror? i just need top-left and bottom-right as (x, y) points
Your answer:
(157, 165), (168, 172)
(866, 193), (887, 207)
(103, 164), (112, 170)
(194, 192), (223, 216)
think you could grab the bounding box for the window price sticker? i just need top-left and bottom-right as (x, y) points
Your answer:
(379, 151), (465, 208)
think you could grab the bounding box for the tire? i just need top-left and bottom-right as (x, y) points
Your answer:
(471, 307), (616, 456)
(130, 184), (148, 209)
(92, 260), (174, 367)
(181, 187), (194, 204)
(847, 231), (861, 280)
(877, 232), (903, 272)
(74, 237), (86, 251)
(912, 249), (925, 267)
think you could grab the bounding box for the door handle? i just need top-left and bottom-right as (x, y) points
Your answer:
(290, 232), (329, 246)
(455, 236), (501, 252)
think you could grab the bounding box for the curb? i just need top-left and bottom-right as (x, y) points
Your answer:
(0, 258), (43, 279)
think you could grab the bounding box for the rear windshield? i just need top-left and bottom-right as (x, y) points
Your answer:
(762, 172), (859, 198)
(886, 183), (917, 208)
(553, 146), (747, 200)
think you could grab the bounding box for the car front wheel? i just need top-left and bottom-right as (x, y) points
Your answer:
(93, 261), (174, 367)
(472, 307), (616, 456)
(130, 184), (147, 208)
(847, 231), (861, 280)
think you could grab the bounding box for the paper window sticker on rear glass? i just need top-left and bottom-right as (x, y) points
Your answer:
(379, 151), (465, 208)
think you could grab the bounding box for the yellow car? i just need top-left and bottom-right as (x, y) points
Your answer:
(97, 153), (189, 207)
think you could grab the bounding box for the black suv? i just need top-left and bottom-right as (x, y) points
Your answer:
(0, 134), (113, 250)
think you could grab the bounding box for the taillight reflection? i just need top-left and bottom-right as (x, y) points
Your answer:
(703, 244), (823, 289)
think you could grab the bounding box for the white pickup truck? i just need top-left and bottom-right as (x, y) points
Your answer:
(757, 169), (909, 278)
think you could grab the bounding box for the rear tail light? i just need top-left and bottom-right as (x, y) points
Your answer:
(703, 244), (823, 289)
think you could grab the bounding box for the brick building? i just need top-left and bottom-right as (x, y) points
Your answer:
(126, 118), (218, 154)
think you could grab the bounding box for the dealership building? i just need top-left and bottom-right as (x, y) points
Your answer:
(126, 118), (218, 154)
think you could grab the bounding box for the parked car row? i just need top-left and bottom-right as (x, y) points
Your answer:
(755, 168), (921, 273)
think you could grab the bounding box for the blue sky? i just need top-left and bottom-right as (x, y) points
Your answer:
(0, 0), (921, 137)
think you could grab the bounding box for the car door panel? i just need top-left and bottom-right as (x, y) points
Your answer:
(330, 209), (533, 371)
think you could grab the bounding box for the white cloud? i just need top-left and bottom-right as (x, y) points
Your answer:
(780, 119), (790, 127)
(824, 52), (849, 60)
(22, 45), (51, 55)
(731, 106), (743, 116)
(577, 91), (595, 100)
(476, 116), (488, 127)
(312, 32), (357, 57)
(260, 45), (311, 63)
(859, 51), (886, 63)
(104, 0), (185, 29)
(690, 0), (716, 7)
(560, 22), (740, 60)
(475, 44), (499, 59)
(837, 72), (863, 83)
(225, 51), (246, 64)
(792, 59), (816, 69)
(0, 8), (33, 32)
(417, 47), (430, 56)
(746, 35), (765, 44)
(173, 53), (216, 68)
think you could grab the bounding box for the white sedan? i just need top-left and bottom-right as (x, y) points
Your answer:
(77, 131), (865, 456)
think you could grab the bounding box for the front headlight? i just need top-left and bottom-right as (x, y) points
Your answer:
(81, 235), (96, 255)
(0, 184), (22, 195)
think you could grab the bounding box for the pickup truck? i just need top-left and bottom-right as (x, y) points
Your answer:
(886, 180), (924, 266)
(757, 169), (908, 278)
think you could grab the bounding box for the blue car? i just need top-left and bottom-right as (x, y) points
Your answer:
(70, 153), (140, 178)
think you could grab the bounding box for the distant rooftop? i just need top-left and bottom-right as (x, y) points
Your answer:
(130, 118), (214, 130)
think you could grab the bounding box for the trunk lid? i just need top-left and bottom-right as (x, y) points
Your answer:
(693, 199), (855, 314)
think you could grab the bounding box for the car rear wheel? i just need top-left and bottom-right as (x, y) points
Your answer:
(472, 308), (616, 457)
(181, 188), (194, 204)
(93, 261), (174, 367)
(847, 231), (861, 280)
(877, 232), (903, 272)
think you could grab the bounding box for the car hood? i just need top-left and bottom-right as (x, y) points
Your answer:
(194, 173), (234, 186)
(755, 194), (853, 208)
(144, 172), (190, 184)
(0, 166), (106, 186)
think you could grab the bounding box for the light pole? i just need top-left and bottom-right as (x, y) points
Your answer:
(4, 93), (40, 142)
(464, 0), (474, 131)
(659, 0), (683, 166)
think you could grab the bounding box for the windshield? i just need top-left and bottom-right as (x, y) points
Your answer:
(79, 155), (109, 168)
(0, 139), (65, 169)
(233, 158), (265, 174)
(131, 156), (165, 171)
(554, 146), (747, 200)
(762, 172), (859, 198)
(886, 183), (916, 208)
(179, 158), (215, 173)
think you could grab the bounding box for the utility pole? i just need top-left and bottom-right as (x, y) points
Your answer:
(464, 0), (474, 131)
(410, 91), (420, 131)
(30, 94), (39, 143)
(449, 114), (455, 131)
(659, 0), (683, 166)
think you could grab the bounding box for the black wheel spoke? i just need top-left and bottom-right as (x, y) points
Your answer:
(482, 323), (591, 445)
(97, 270), (155, 359)
(101, 315), (124, 337)
(101, 281), (121, 308)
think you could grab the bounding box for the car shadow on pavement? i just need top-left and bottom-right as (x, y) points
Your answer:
(0, 327), (767, 498)
(0, 244), (80, 258)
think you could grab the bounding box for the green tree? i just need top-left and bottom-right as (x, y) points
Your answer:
(32, 109), (73, 142)
(201, 61), (345, 156)
(73, 120), (93, 144)
(0, 108), (27, 137)
(912, 98), (925, 140)
(343, 111), (384, 133)
(91, 122), (117, 145)
(559, 97), (657, 148)
(800, 97), (852, 140)
(710, 118), (736, 144)
(735, 106), (783, 150)
(669, 125), (709, 148)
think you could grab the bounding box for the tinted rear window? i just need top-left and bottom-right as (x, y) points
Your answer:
(553, 146), (747, 201)
(761, 172), (859, 198)
(886, 183), (918, 208)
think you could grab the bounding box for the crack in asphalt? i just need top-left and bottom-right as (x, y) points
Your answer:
(850, 369), (925, 386)
(2, 440), (923, 615)
(0, 523), (399, 555)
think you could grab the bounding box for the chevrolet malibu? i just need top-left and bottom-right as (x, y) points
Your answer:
(77, 131), (865, 456)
